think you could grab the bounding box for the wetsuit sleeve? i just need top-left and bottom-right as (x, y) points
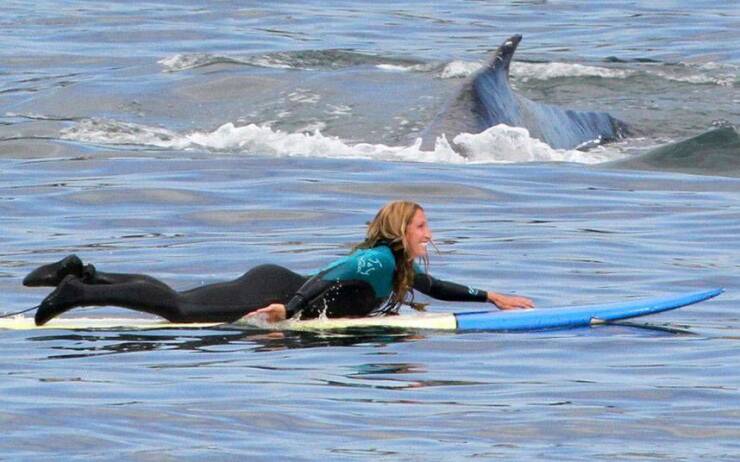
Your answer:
(413, 272), (488, 302)
(284, 275), (333, 318)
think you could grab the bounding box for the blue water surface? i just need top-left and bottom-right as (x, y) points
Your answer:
(0, 2), (738, 461)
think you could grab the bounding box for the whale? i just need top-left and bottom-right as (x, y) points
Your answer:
(420, 35), (631, 152)
(604, 126), (740, 177)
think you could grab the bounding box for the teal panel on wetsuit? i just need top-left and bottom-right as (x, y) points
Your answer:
(315, 246), (396, 299)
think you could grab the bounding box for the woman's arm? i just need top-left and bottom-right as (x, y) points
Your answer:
(413, 273), (533, 310)
(282, 275), (334, 318)
(413, 273), (488, 302)
(245, 274), (334, 322)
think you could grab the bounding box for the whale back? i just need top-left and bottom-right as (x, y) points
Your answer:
(420, 35), (630, 152)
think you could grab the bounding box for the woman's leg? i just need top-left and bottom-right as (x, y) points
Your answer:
(34, 264), (307, 325)
(23, 254), (170, 289)
(23, 255), (84, 287)
(83, 265), (172, 289)
(35, 273), (183, 326)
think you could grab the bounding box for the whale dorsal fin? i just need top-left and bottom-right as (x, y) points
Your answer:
(483, 34), (521, 78)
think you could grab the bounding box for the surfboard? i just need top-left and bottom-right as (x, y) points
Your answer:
(0, 288), (723, 332)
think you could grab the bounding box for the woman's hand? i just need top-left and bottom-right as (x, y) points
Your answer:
(487, 291), (534, 310)
(245, 303), (287, 323)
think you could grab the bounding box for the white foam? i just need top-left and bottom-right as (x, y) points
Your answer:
(688, 62), (737, 87)
(439, 60), (483, 79)
(159, 54), (200, 72)
(60, 118), (624, 165)
(286, 89), (321, 104)
(61, 119), (185, 147)
(245, 56), (296, 70)
(160, 52), (438, 74)
(158, 53), (245, 72)
(513, 62), (633, 81)
(376, 63), (438, 73)
(650, 69), (735, 87)
(438, 59), (736, 87)
(697, 62), (739, 72)
(326, 104), (352, 116)
(438, 60), (632, 81)
(453, 125), (617, 164)
(160, 51), (736, 89)
(158, 53), (295, 72)
(377, 64), (412, 72)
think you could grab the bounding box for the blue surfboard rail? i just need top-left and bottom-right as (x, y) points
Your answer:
(453, 288), (724, 332)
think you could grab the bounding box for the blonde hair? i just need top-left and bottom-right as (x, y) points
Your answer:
(354, 200), (428, 313)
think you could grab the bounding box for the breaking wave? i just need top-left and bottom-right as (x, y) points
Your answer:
(158, 48), (736, 88)
(159, 50), (433, 73)
(60, 118), (622, 165)
(438, 60), (736, 87)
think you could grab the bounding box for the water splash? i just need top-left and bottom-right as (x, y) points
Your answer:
(439, 60), (633, 80)
(60, 118), (623, 165)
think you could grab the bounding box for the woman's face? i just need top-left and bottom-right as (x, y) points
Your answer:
(405, 209), (432, 259)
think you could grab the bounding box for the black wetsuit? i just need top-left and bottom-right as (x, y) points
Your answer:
(35, 245), (488, 325)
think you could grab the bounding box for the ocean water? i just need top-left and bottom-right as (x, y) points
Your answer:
(1, 1), (739, 460)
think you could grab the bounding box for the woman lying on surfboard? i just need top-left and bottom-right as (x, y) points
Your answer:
(25, 200), (534, 326)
